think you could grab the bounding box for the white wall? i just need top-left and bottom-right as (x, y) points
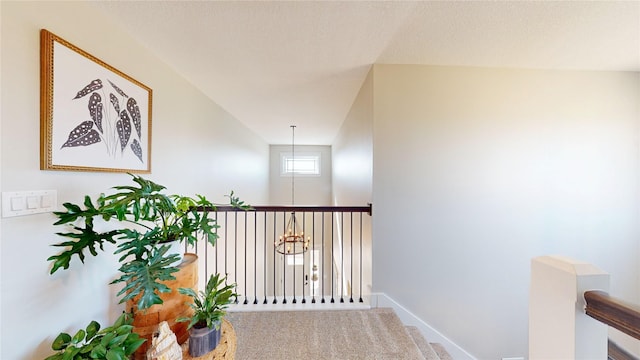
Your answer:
(269, 144), (332, 206)
(0, 2), (268, 359)
(371, 64), (639, 359)
(0, 3), (4, 357)
(332, 69), (374, 298)
(332, 69), (373, 207)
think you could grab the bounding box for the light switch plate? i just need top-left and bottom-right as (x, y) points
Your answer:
(2, 190), (57, 218)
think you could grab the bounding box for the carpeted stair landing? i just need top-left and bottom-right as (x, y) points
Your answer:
(226, 308), (452, 360)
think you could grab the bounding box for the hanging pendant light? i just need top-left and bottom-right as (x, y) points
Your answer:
(275, 125), (310, 255)
(275, 214), (309, 255)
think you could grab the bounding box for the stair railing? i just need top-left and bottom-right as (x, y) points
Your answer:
(186, 204), (372, 308)
(584, 290), (640, 360)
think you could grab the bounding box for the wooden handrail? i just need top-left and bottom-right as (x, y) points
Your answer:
(584, 290), (640, 340)
(200, 204), (373, 215)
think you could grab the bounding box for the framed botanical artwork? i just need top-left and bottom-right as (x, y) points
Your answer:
(40, 29), (152, 173)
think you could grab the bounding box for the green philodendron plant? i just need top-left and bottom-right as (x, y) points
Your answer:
(177, 273), (238, 330)
(45, 312), (145, 360)
(48, 174), (249, 310)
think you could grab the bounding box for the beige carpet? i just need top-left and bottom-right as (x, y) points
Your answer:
(226, 308), (428, 360)
(407, 326), (441, 360)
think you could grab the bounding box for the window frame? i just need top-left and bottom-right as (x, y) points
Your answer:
(280, 151), (321, 177)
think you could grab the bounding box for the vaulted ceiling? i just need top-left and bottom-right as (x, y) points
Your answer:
(92, 1), (640, 145)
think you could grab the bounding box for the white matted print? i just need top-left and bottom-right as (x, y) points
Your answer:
(40, 29), (152, 173)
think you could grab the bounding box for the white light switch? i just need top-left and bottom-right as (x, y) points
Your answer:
(2, 190), (57, 217)
(42, 194), (53, 208)
(26, 196), (39, 209)
(10, 197), (24, 211)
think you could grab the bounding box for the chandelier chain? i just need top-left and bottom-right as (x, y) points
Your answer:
(274, 125), (309, 255)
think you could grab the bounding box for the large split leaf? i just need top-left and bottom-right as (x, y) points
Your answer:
(47, 224), (120, 274)
(112, 245), (181, 310)
(52, 195), (111, 226)
(114, 228), (161, 262)
(100, 175), (172, 225)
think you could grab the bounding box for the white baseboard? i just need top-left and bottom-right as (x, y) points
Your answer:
(371, 292), (476, 360)
(228, 295), (371, 312)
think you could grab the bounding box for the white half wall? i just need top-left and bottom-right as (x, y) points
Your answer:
(529, 256), (609, 359)
(371, 64), (639, 359)
(0, 2), (268, 359)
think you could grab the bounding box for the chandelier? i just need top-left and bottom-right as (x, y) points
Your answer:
(275, 125), (310, 255)
(276, 212), (309, 255)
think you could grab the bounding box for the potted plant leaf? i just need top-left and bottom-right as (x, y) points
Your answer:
(177, 273), (238, 357)
(47, 174), (249, 311)
(45, 312), (145, 360)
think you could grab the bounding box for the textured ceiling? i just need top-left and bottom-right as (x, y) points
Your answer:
(92, 1), (640, 145)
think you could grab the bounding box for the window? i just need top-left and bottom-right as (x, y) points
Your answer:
(280, 152), (321, 176)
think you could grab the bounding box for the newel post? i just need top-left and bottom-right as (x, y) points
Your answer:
(529, 255), (609, 359)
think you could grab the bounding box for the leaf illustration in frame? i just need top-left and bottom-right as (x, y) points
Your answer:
(72, 79), (102, 100)
(88, 93), (103, 133)
(61, 121), (102, 148)
(40, 29), (152, 173)
(116, 110), (132, 152)
(108, 79), (128, 98)
(110, 93), (120, 114)
(127, 98), (141, 138)
(130, 139), (143, 163)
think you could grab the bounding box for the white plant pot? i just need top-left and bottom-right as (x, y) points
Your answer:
(166, 240), (184, 263)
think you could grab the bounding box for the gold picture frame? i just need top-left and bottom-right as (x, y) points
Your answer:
(40, 29), (152, 173)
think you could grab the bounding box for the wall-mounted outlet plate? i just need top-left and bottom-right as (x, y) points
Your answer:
(2, 190), (57, 218)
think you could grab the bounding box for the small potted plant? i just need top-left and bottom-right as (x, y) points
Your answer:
(177, 273), (238, 357)
(45, 312), (145, 360)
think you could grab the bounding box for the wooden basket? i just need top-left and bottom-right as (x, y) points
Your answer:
(127, 253), (198, 360)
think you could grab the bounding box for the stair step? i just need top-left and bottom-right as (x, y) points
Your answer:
(370, 308), (428, 359)
(406, 326), (441, 360)
(431, 342), (454, 360)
